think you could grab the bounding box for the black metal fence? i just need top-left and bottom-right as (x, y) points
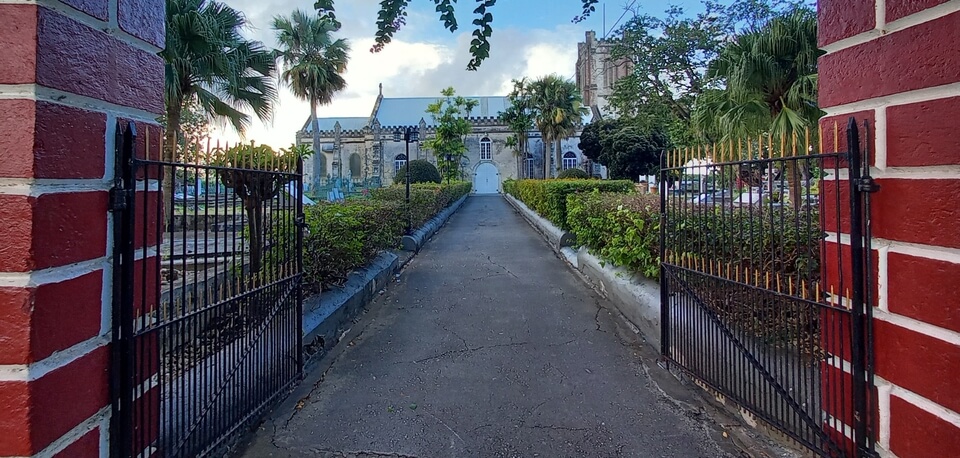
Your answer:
(659, 119), (877, 457)
(111, 123), (304, 457)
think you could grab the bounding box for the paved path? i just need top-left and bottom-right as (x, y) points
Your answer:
(241, 196), (734, 458)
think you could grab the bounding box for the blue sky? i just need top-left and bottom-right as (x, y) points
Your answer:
(218, 0), (718, 148)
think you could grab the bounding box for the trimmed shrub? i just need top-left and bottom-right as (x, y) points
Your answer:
(504, 179), (634, 229)
(557, 168), (590, 179)
(303, 181), (471, 292)
(566, 191), (825, 282)
(394, 159), (441, 184)
(567, 191), (661, 278)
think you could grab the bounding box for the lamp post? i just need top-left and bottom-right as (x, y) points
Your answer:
(394, 126), (419, 234)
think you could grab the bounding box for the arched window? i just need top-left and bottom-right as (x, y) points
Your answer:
(394, 154), (407, 173)
(479, 137), (492, 161)
(562, 151), (578, 170)
(349, 153), (362, 178)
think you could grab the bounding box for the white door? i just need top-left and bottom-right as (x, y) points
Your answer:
(473, 163), (499, 194)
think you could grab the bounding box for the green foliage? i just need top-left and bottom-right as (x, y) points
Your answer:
(557, 168), (590, 179)
(213, 143), (307, 274)
(317, 0), (598, 70)
(504, 179), (633, 230)
(303, 181), (471, 292)
(273, 11), (349, 108)
(579, 118), (670, 181)
(393, 159), (442, 185)
(303, 200), (404, 293)
(664, 205), (824, 281)
(163, 0), (276, 140)
(423, 88), (475, 180)
(499, 79), (536, 176)
(529, 74), (589, 176)
(566, 192), (661, 279)
(370, 181), (471, 228)
(605, 0), (812, 145)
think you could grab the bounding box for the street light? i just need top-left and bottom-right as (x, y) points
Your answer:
(394, 126), (419, 234)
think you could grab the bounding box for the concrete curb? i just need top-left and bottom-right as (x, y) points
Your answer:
(302, 251), (398, 360)
(301, 194), (469, 363)
(503, 194), (661, 349)
(401, 194), (469, 251)
(503, 194), (576, 249)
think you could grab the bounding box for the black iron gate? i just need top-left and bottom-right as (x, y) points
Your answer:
(659, 119), (877, 457)
(110, 122), (304, 457)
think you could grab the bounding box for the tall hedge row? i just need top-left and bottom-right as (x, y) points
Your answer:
(503, 179), (634, 230)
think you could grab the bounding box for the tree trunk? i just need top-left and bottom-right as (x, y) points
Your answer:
(542, 135), (550, 179)
(555, 138), (562, 175)
(246, 200), (263, 275)
(311, 99), (321, 187)
(162, 104), (182, 228)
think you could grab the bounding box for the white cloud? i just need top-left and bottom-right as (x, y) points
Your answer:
(213, 1), (585, 150)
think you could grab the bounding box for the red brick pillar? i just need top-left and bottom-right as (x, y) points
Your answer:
(0, 1), (164, 457)
(818, 1), (960, 457)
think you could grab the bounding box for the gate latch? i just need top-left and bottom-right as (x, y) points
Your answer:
(295, 214), (307, 228)
(109, 187), (133, 212)
(856, 177), (880, 193)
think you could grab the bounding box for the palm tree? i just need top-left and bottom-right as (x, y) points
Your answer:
(162, 0), (277, 214)
(499, 78), (535, 178)
(692, 8), (821, 207)
(529, 75), (589, 178)
(273, 10), (350, 174)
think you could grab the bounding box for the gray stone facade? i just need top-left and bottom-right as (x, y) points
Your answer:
(295, 88), (605, 194)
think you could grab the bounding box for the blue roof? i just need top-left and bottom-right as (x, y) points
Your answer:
(374, 96), (510, 127)
(302, 117), (368, 133)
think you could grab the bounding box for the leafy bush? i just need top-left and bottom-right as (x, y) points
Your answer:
(566, 191), (825, 282)
(504, 179), (634, 229)
(567, 191), (661, 278)
(394, 159), (442, 184)
(557, 168), (590, 179)
(303, 200), (404, 293)
(664, 205), (824, 281)
(303, 181), (471, 292)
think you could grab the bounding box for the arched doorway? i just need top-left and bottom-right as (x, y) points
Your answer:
(473, 162), (499, 194)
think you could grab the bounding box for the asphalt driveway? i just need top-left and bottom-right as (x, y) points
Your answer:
(238, 196), (736, 458)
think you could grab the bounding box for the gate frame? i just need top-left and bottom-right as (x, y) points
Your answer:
(658, 118), (878, 457)
(108, 122), (306, 457)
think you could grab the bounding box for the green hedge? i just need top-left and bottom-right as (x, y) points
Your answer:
(566, 191), (824, 282)
(566, 191), (661, 279)
(303, 181), (471, 293)
(503, 179), (634, 229)
(556, 168), (590, 179)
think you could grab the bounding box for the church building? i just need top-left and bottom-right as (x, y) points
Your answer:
(296, 85), (602, 195)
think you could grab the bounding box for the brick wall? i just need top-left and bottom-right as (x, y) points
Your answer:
(0, 1), (163, 457)
(818, 1), (960, 457)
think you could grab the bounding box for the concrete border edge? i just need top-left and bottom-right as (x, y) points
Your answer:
(503, 193), (661, 349)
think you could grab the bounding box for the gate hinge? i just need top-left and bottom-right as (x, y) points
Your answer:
(295, 214), (307, 228)
(856, 177), (880, 193)
(109, 187), (133, 212)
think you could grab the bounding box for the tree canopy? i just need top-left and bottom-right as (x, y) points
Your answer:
(314, 0), (600, 70)
(423, 87), (478, 180)
(579, 118), (668, 181)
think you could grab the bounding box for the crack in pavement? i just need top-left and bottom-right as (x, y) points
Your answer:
(523, 424), (592, 433)
(305, 448), (421, 458)
(480, 252), (520, 279)
(403, 341), (531, 364)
